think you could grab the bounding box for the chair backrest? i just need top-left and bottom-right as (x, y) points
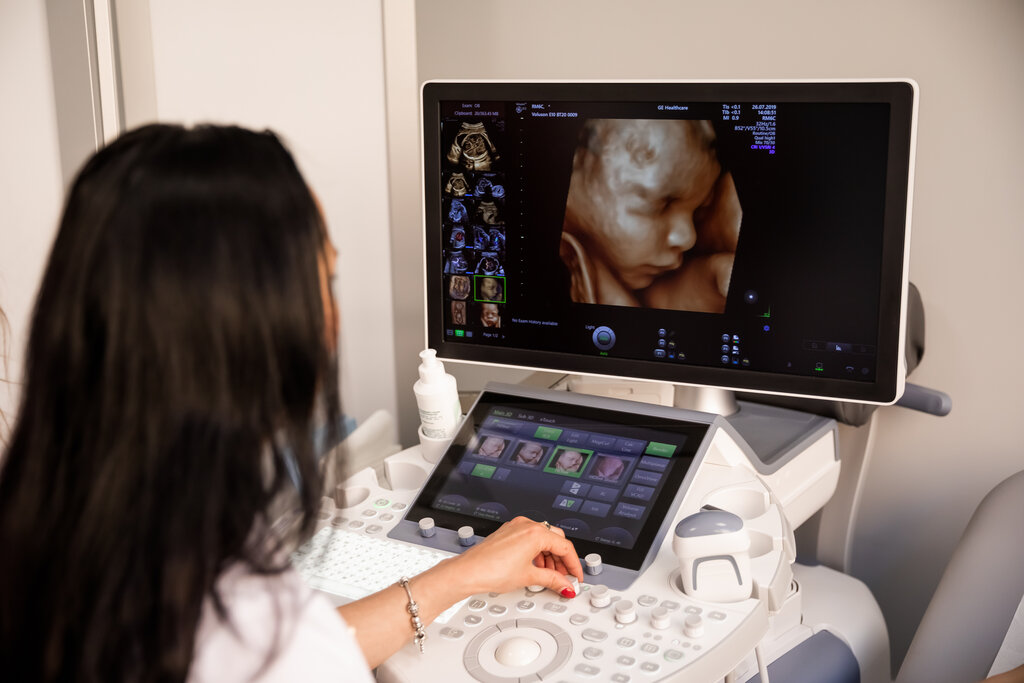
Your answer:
(897, 469), (1024, 683)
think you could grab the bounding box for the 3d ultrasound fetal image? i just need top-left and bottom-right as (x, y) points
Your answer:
(451, 300), (467, 325)
(560, 118), (742, 314)
(448, 275), (471, 300)
(476, 276), (504, 302)
(480, 303), (501, 328)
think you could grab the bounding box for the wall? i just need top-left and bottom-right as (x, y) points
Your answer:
(0, 0), (64, 440)
(1, 0), (400, 436)
(402, 0), (1024, 673)
(144, 0), (398, 428)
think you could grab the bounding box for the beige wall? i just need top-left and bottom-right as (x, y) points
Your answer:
(1, 1), (400, 433)
(0, 0), (64, 439)
(144, 0), (399, 427)
(401, 0), (1024, 672)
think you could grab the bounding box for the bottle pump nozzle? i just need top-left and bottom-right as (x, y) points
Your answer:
(418, 349), (445, 382)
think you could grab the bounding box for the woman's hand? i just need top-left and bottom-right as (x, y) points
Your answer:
(340, 517), (584, 667)
(447, 516), (585, 598)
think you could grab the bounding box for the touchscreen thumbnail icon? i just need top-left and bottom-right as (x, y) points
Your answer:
(545, 447), (593, 478)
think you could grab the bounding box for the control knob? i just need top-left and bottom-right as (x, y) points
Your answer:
(418, 517), (436, 538)
(589, 585), (611, 608)
(684, 614), (705, 638)
(614, 599), (637, 624)
(650, 606), (671, 630)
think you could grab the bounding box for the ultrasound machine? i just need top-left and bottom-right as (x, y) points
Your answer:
(293, 80), (925, 682)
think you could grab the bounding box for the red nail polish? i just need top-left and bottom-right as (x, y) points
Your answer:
(560, 588), (576, 598)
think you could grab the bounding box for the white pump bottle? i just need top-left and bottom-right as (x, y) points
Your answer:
(413, 349), (462, 439)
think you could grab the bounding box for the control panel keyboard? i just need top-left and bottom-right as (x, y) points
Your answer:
(293, 525), (453, 602)
(380, 582), (767, 683)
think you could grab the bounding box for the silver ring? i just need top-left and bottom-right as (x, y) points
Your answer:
(542, 521), (552, 531)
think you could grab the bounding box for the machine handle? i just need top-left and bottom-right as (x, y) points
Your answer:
(897, 382), (952, 416)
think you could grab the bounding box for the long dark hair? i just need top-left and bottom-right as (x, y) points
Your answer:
(0, 124), (340, 682)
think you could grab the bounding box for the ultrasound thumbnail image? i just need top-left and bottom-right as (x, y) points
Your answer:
(476, 252), (503, 276)
(445, 121), (502, 172)
(449, 226), (467, 249)
(446, 198), (470, 225)
(471, 226), (489, 251)
(479, 302), (502, 329)
(444, 249), (470, 274)
(451, 300), (467, 325)
(474, 173), (505, 199)
(476, 276), (505, 303)
(444, 172), (471, 197)
(487, 228), (505, 253)
(448, 275), (471, 300)
(475, 200), (503, 226)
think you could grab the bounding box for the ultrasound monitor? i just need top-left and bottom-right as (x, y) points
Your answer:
(423, 80), (918, 405)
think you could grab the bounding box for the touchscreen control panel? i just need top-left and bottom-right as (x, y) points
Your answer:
(390, 385), (711, 584)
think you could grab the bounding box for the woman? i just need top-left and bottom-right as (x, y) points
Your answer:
(0, 124), (582, 682)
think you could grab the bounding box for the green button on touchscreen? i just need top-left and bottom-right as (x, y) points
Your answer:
(644, 441), (676, 457)
(533, 426), (563, 441)
(471, 464), (496, 478)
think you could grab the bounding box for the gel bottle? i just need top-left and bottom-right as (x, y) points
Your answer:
(414, 349), (462, 439)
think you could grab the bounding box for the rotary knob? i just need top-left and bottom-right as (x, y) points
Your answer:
(589, 585), (611, 608)
(418, 517), (436, 538)
(614, 599), (637, 624)
(651, 606), (671, 630)
(684, 614), (705, 638)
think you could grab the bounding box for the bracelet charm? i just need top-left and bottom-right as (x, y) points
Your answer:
(398, 576), (427, 653)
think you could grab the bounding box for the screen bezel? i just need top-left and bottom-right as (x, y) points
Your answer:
(401, 388), (711, 571)
(422, 79), (917, 404)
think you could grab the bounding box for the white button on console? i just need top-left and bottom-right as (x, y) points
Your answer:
(493, 636), (542, 667)
(651, 606), (671, 630)
(684, 614), (704, 638)
(458, 525), (475, 546)
(589, 584), (611, 608)
(584, 552), (603, 575)
(614, 600), (637, 624)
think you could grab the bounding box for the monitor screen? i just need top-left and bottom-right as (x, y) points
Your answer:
(399, 387), (711, 571)
(423, 81), (917, 404)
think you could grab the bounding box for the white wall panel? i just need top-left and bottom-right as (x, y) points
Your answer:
(147, 0), (398, 427)
(0, 0), (64, 440)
